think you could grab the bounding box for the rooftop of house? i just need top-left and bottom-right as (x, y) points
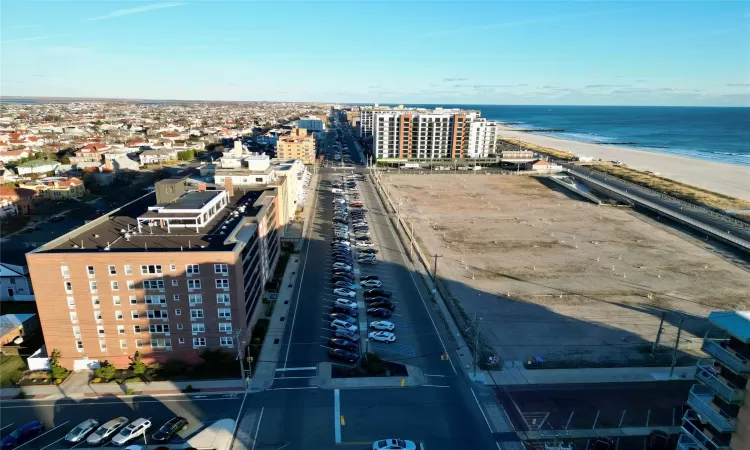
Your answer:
(34, 187), (271, 254)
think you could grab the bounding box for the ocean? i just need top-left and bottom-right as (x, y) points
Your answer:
(403, 105), (750, 167)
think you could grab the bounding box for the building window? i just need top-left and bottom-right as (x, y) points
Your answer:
(147, 310), (168, 319)
(190, 309), (204, 320)
(111, 281), (119, 291)
(135, 339), (143, 348)
(131, 311), (139, 319)
(113, 296), (121, 305)
(214, 264), (229, 275)
(218, 308), (231, 319)
(170, 264), (176, 271)
(187, 279), (201, 290)
(140, 264), (162, 275)
(143, 280), (164, 291)
(72, 326), (81, 338)
(108, 265), (117, 275)
(177, 323), (183, 330)
(215, 279), (229, 290)
(61, 266), (70, 279)
(172, 280), (178, 286)
(145, 295), (166, 305)
(76, 341), (84, 352)
(149, 324), (170, 333)
(173, 294), (180, 302)
(89, 281), (98, 293)
(67, 296), (75, 308)
(188, 294), (202, 305)
(191, 323), (205, 334)
(124, 265), (132, 275)
(186, 264), (200, 275)
(150, 338), (171, 350)
(65, 281), (73, 294)
(118, 325), (125, 334)
(94, 311), (103, 323)
(87, 266), (95, 277)
(92, 296), (100, 309)
(219, 322), (232, 333)
(129, 295), (137, 305)
(220, 337), (234, 348)
(175, 309), (181, 316)
(97, 326), (105, 337)
(120, 339), (128, 349)
(127, 280), (135, 291)
(133, 325), (142, 333)
(115, 310), (123, 321)
(217, 294), (230, 304)
(99, 340), (107, 352)
(178, 338), (185, 344)
(70, 312), (78, 324)
(192, 337), (206, 348)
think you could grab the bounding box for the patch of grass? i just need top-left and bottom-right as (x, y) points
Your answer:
(0, 355), (26, 387)
(592, 163), (750, 212)
(497, 138), (576, 161)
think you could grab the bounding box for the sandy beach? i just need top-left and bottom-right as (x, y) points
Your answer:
(497, 125), (750, 202)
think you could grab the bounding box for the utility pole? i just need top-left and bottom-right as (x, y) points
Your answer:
(234, 328), (246, 383)
(669, 317), (685, 378)
(473, 313), (481, 376)
(652, 312), (666, 354)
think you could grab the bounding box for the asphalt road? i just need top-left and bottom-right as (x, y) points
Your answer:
(0, 393), (245, 450)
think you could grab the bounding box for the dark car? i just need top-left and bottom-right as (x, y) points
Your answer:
(332, 252), (352, 259)
(367, 308), (393, 318)
(328, 338), (358, 352)
(354, 236), (371, 241)
(328, 348), (358, 364)
(333, 329), (359, 342)
(364, 289), (392, 298)
(360, 275), (380, 281)
(332, 272), (354, 279)
(368, 300), (395, 311)
(329, 313), (357, 324)
(333, 219), (348, 224)
(151, 417), (188, 443)
(333, 305), (357, 317)
(1, 421), (44, 449)
(332, 276), (353, 284)
(365, 296), (391, 304)
(359, 249), (378, 254)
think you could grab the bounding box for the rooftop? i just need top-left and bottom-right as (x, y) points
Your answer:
(35, 188), (269, 254)
(708, 311), (750, 343)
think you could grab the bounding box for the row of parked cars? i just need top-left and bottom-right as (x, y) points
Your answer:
(0, 416), (187, 449)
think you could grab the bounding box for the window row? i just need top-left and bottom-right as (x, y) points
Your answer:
(66, 294), (231, 308)
(72, 322), (232, 337)
(68, 308), (231, 323)
(74, 337), (234, 353)
(62, 264), (230, 278)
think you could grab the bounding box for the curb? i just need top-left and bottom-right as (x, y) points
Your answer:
(0, 387), (247, 402)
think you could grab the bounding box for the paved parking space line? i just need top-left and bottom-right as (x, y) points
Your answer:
(39, 437), (64, 450)
(0, 424), (14, 432)
(15, 421), (69, 449)
(274, 366), (316, 372)
(423, 384), (450, 388)
(273, 376), (316, 380)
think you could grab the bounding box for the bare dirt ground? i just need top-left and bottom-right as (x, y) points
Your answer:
(384, 172), (750, 366)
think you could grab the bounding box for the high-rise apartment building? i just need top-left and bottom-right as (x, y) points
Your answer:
(26, 178), (281, 369)
(679, 311), (750, 450)
(370, 108), (497, 160)
(276, 128), (316, 165)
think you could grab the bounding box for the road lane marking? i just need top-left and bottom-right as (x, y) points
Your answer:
(273, 376), (316, 380)
(275, 366), (316, 372)
(424, 374), (446, 377)
(423, 384), (450, 388)
(283, 174), (321, 369)
(230, 391), (248, 444)
(250, 406), (264, 450)
(0, 424), (14, 432)
(334, 389), (342, 443)
(470, 388), (494, 433)
(268, 386), (318, 391)
(15, 421), (69, 449)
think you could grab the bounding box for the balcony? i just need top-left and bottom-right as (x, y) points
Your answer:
(677, 435), (704, 450)
(696, 360), (746, 403)
(686, 385), (737, 432)
(702, 331), (750, 374)
(681, 411), (731, 450)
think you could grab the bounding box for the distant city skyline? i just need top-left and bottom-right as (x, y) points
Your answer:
(2, 1), (749, 106)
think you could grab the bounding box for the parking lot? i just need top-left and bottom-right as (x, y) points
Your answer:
(0, 394), (244, 450)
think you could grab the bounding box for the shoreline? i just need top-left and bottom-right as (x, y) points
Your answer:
(497, 125), (750, 202)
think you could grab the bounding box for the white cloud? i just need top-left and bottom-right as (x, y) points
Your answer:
(87, 2), (185, 21)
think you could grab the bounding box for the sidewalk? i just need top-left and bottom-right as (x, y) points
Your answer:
(488, 364), (696, 386)
(248, 172), (320, 392)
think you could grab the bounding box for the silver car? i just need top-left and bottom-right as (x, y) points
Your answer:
(87, 417), (129, 445)
(65, 419), (99, 443)
(111, 418), (151, 446)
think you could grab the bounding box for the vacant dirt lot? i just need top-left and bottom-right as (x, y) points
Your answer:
(384, 172), (750, 366)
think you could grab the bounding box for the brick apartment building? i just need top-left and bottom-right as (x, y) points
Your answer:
(26, 177), (281, 370)
(276, 128), (316, 165)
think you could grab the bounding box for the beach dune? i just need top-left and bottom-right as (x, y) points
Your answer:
(498, 125), (750, 203)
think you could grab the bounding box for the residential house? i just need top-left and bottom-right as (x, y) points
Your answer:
(19, 177), (85, 200)
(0, 149), (31, 163)
(104, 153), (141, 171)
(0, 314), (40, 346)
(525, 159), (564, 173)
(0, 199), (19, 219)
(139, 148), (177, 165)
(0, 263), (35, 301)
(15, 159), (60, 176)
(0, 186), (36, 214)
(70, 143), (110, 165)
(0, 165), (18, 184)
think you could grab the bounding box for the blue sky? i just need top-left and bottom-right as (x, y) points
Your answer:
(2, 0), (749, 106)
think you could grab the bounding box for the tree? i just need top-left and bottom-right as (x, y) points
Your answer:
(49, 349), (69, 381)
(129, 351), (146, 374)
(177, 150), (195, 161)
(94, 362), (116, 380)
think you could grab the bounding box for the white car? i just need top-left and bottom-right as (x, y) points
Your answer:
(360, 280), (382, 288)
(372, 439), (416, 450)
(333, 242), (350, 247)
(334, 288), (356, 298)
(332, 263), (351, 270)
(369, 331), (396, 343)
(369, 320), (395, 331)
(111, 419), (151, 446)
(335, 298), (358, 309)
(331, 319), (358, 333)
(355, 241), (374, 248)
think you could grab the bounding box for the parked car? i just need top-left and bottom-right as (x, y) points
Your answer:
(330, 313), (356, 324)
(367, 308), (393, 318)
(355, 241), (374, 248)
(333, 329), (359, 342)
(1, 422), (44, 449)
(360, 275), (380, 281)
(328, 348), (358, 364)
(330, 319), (358, 333)
(328, 338), (358, 352)
(332, 263), (352, 271)
(369, 320), (395, 331)
(150, 417), (188, 443)
(333, 288), (356, 297)
(368, 300), (395, 311)
(364, 289), (392, 298)
(111, 419), (151, 446)
(359, 249), (378, 254)
(335, 298), (358, 309)
(65, 419), (100, 443)
(369, 331), (396, 343)
(372, 439), (417, 450)
(358, 259), (376, 265)
(360, 280), (382, 288)
(333, 305), (357, 317)
(87, 417), (129, 445)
